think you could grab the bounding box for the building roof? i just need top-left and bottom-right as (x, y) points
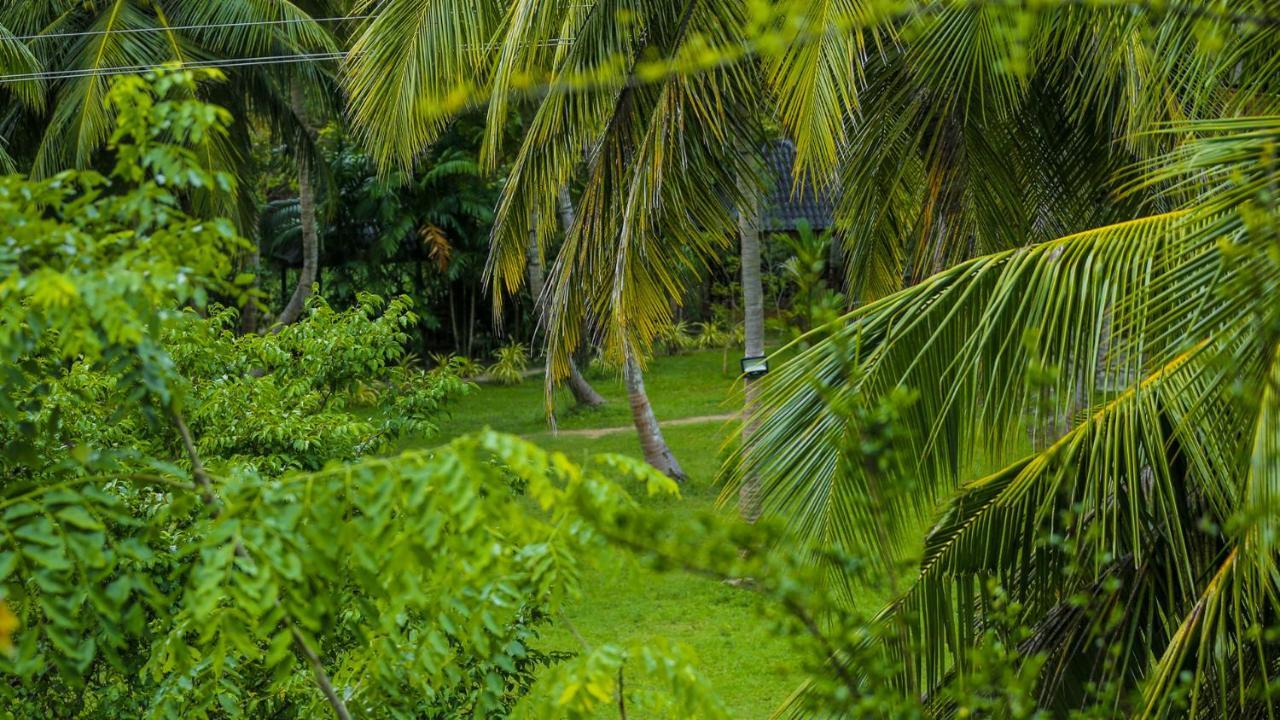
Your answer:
(761, 139), (835, 232)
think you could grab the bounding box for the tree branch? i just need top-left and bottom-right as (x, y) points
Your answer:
(171, 408), (354, 720)
(290, 621), (354, 720)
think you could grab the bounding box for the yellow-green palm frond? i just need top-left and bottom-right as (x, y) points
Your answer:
(344, 0), (503, 172)
(724, 210), (1215, 575)
(751, 113), (1280, 715)
(30, 0), (168, 176)
(762, 0), (885, 185)
(169, 0), (338, 57)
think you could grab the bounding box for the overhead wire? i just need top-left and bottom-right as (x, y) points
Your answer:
(14, 0), (1270, 91)
(0, 14), (371, 85)
(0, 12), (578, 85)
(0, 52), (356, 84)
(3, 14), (376, 43)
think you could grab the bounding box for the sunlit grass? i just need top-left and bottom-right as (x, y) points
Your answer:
(411, 351), (814, 717)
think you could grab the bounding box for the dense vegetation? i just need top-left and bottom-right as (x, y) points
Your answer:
(2, 1), (1279, 718)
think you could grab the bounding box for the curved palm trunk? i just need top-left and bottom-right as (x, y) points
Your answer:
(565, 357), (604, 406)
(553, 187), (605, 407)
(737, 182), (765, 523)
(277, 82), (318, 326)
(623, 347), (686, 481)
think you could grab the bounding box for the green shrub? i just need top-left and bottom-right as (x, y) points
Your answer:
(488, 341), (531, 384)
(0, 70), (651, 719)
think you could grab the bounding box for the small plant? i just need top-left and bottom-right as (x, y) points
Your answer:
(655, 319), (698, 355)
(776, 224), (847, 345)
(693, 310), (746, 373)
(694, 320), (733, 350)
(488, 341), (531, 384)
(431, 351), (484, 379)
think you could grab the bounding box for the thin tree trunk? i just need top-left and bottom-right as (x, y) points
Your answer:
(526, 218), (546, 304)
(555, 186), (576, 239)
(415, 260), (427, 354)
(448, 284), (459, 353)
(240, 239), (261, 334)
(467, 290), (476, 358)
(826, 230), (844, 290)
(623, 346), (686, 481)
(553, 187), (605, 407)
(737, 177), (765, 523)
(277, 81), (318, 326)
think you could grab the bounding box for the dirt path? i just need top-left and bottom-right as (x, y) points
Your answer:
(531, 413), (739, 440)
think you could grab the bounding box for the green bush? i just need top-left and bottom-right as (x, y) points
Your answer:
(0, 70), (654, 719)
(488, 341), (531, 385)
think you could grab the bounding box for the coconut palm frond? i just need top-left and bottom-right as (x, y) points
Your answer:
(344, 0), (503, 171)
(755, 109), (1280, 713)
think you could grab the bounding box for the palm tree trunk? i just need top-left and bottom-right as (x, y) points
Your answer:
(623, 346), (686, 481)
(826, 230), (844, 289)
(553, 187), (605, 407)
(467, 289), (476, 358)
(737, 179), (765, 523)
(566, 360), (605, 407)
(277, 82), (318, 326)
(526, 219), (546, 305)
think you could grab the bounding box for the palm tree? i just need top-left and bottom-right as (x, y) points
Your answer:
(525, 191), (607, 410)
(552, 187), (607, 408)
(717, 2), (1280, 713)
(343, 0), (765, 478)
(0, 1), (337, 202)
(0, 1), (342, 330)
(623, 342), (687, 480)
(340, 0), (1160, 482)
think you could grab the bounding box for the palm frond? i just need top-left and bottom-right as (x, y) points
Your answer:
(0, 22), (45, 110)
(762, 0), (882, 184)
(724, 210), (1241, 566)
(343, 0), (503, 171)
(31, 0), (167, 176)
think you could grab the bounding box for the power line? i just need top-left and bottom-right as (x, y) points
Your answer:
(0, 40), (581, 85)
(4, 14), (376, 43)
(0, 52), (354, 85)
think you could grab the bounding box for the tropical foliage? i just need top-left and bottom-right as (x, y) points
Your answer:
(724, 5), (1280, 716)
(0, 70), (662, 718)
(0, 0), (338, 219)
(344, 0), (764, 376)
(5, 1), (1280, 719)
(488, 340), (532, 384)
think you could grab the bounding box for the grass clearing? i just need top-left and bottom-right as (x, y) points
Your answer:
(413, 351), (814, 717)
(429, 351), (744, 438)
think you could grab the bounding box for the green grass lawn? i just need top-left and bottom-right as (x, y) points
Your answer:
(430, 350), (744, 437)
(411, 350), (809, 717)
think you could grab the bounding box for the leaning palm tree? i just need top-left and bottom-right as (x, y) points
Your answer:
(525, 191), (607, 411)
(722, 2), (1280, 714)
(343, 0), (766, 478)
